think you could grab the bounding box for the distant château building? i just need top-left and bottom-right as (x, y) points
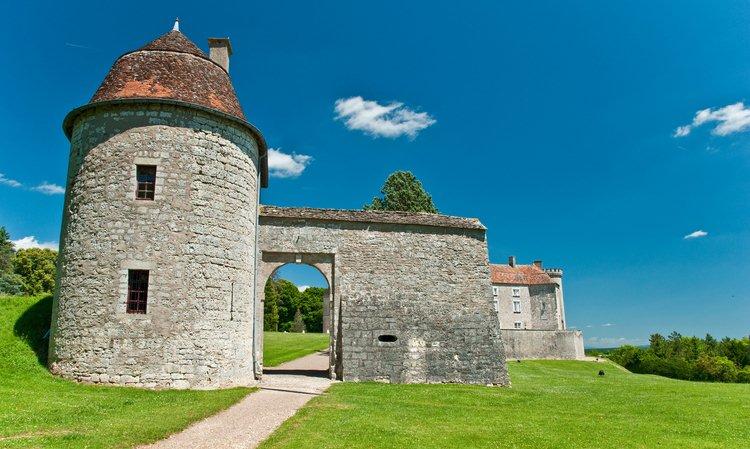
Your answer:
(490, 256), (584, 360)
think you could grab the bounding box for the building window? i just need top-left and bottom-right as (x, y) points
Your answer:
(512, 287), (521, 297)
(513, 300), (521, 313)
(514, 321), (523, 329)
(126, 269), (149, 314)
(135, 165), (157, 200)
(492, 286), (499, 297)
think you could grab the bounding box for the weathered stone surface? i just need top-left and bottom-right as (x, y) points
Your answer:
(260, 205), (486, 230)
(257, 211), (510, 386)
(501, 329), (585, 360)
(49, 103), (260, 389)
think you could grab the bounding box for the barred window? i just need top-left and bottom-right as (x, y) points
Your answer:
(126, 270), (149, 314)
(135, 165), (156, 200)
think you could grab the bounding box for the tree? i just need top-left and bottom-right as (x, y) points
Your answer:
(0, 227), (14, 274)
(0, 272), (24, 296)
(0, 228), (24, 295)
(264, 277), (326, 333)
(264, 277), (280, 331)
(290, 308), (306, 333)
(275, 279), (302, 331)
(299, 287), (325, 333)
(364, 171), (438, 213)
(649, 333), (666, 357)
(13, 248), (58, 295)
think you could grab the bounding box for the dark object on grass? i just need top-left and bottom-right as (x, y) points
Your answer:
(598, 370), (605, 376)
(517, 359), (521, 363)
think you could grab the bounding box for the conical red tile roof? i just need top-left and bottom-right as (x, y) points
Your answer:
(89, 30), (245, 120)
(63, 29), (269, 187)
(139, 30), (206, 57)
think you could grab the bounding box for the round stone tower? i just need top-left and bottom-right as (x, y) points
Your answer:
(49, 24), (268, 389)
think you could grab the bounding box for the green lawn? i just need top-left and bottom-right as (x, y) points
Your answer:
(263, 331), (330, 367)
(0, 295), (253, 449)
(260, 360), (750, 449)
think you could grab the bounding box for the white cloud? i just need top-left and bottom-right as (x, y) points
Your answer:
(33, 182), (65, 195)
(673, 125), (691, 137)
(601, 323), (616, 327)
(674, 102), (750, 137)
(268, 148), (312, 178)
(12, 236), (58, 250)
(297, 285), (310, 292)
(684, 230), (708, 240)
(334, 96), (436, 139)
(0, 173), (22, 188)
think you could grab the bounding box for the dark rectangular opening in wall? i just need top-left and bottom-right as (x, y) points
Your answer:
(378, 334), (398, 343)
(126, 269), (149, 314)
(135, 165), (156, 200)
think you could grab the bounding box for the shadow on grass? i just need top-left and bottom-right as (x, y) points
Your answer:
(14, 294), (53, 366)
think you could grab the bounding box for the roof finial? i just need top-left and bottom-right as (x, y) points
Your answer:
(173, 18), (180, 32)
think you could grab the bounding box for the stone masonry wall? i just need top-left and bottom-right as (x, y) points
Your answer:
(502, 329), (585, 360)
(527, 284), (559, 331)
(258, 212), (510, 386)
(49, 103), (260, 389)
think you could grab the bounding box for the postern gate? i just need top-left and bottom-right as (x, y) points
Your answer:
(256, 206), (510, 385)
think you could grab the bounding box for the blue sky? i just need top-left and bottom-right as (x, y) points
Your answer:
(1, 1), (749, 347)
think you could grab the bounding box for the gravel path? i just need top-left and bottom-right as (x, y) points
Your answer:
(139, 351), (333, 449)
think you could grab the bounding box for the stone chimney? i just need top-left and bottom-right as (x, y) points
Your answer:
(208, 38), (233, 72)
(533, 260), (543, 268)
(508, 256), (516, 267)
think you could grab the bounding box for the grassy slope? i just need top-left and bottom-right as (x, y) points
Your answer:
(263, 332), (330, 367)
(260, 360), (750, 449)
(0, 296), (252, 449)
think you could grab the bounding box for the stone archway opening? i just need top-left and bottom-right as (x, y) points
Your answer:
(265, 263), (331, 334)
(255, 252), (340, 380)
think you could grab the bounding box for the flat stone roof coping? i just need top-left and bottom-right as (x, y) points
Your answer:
(260, 205), (486, 230)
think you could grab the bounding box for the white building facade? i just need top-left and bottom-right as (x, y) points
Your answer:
(491, 256), (584, 360)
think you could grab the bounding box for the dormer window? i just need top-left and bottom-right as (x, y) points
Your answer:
(135, 165), (157, 200)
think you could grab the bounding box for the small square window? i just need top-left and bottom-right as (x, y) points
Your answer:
(514, 321), (523, 329)
(135, 165), (157, 200)
(126, 269), (149, 314)
(512, 287), (521, 297)
(513, 300), (521, 313)
(492, 286), (499, 296)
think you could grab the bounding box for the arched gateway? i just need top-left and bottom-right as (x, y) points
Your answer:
(48, 25), (509, 389)
(257, 206), (509, 385)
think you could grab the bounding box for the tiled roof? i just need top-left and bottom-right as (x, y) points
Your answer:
(260, 206), (486, 230)
(139, 30), (206, 57)
(490, 264), (554, 285)
(63, 29), (269, 187)
(89, 31), (245, 120)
